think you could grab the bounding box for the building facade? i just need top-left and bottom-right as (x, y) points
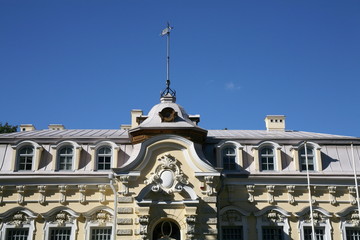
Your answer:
(1, 92), (360, 240)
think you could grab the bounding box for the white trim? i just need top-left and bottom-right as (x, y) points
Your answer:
(0, 207), (37, 240)
(12, 140), (43, 172)
(296, 207), (332, 240)
(91, 141), (119, 171)
(219, 206), (249, 240)
(216, 140), (243, 171)
(83, 207), (114, 240)
(254, 206), (291, 240)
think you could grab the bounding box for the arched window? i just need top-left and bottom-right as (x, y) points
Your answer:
(18, 146), (34, 171)
(58, 146), (74, 171)
(255, 207), (291, 240)
(299, 147), (315, 171)
(97, 147), (112, 170)
(260, 147), (275, 171)
(222, 147), (236, 170)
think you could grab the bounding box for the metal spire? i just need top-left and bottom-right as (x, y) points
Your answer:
(160, 22), (176, 98)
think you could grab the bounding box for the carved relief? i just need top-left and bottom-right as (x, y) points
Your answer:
(119, 176), (130, 196)
(247, 185), (255, 203)
(201, 176), (217, 196)
(138, 215), (149, 239)
(38, 185), (47, 205)
(265, 210), (286, 224)
(98, 185), (107, 203)
(79, 184), (87, 204)
(348, 186), (357, 205)
(328, 186), (337, 205)
(88, 210), (112, 227)
(0, 186), (4, 204)
(286, 185), (295, 205)
(16, 185), (25, 205)
(145, 154), (188, 194)
(10, 212), (29, 227)
(222, 210), (241, 225)
(59, 185), (68, 205)
(304, 211), (327, 225)
(186, 215), (196, 239)
(266, 185), (275, 204)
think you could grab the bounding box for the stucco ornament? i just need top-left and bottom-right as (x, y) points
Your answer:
(145, 154), (188, 194)
(265, 210), (286, 224)
(10, 212), (29, 227)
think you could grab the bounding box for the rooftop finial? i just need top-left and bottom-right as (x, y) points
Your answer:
(160, 22), (176, 99)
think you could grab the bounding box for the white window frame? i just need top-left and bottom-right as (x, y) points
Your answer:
(255, 206), (291, 240)
(219, 206), (250, 240)
(291, 142), (322, 172)
(336, 206), (360, 240)
(252, 141), (282, 172)
(0, 207), (37, 240)
(216, 141), (243, 171)
(83, 206), (114, 240)
(52, 141), (81, 171)
(259, 146), (276, 171)
(296, 207), (332, 240)
(91, 141), (119, 171)
(42, 207), (79, 240)
(57, 146), (74, 171)
(12, 141), (43, 172)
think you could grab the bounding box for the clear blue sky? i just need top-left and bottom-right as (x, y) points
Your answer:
(1, 0), (360, 137)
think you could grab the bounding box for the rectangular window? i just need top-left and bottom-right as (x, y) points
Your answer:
(49, 227), (71, 240)
(346, 228), (360, 240)
(222, 226), (243, 240)
(98, 156), (111, 170)
(6, 228), (29, 240)
(304, 227), (325, 240)
(262, 226), (283, 240)
(91, 227), (112, 240)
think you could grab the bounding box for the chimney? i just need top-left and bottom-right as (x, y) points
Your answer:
(48, 124), (65, 130)
(20, 124), (36, 132)
(265, 115), (286, 131)
(131, 109), (143, 128)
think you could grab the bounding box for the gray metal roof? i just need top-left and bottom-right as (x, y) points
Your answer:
(0, 129), (129, 139)
(207, 130), (358, 140)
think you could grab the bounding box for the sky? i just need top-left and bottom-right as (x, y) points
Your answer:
(1, 0), (360, 137)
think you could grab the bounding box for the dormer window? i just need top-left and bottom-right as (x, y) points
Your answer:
(222, 147), (237, 170)
(18, 146), (34, 171)
(97, 147), (112, 170)
(58, 146), (74, 171)
(260, 147), (275, 171)
(299, 147), (315, 171)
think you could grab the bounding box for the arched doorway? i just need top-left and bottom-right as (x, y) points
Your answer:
(152, 220), (180, 240)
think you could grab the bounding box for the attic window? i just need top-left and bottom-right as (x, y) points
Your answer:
(159, 107), (178, 122)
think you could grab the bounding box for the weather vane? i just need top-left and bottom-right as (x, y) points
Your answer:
(160, 22), (176, 98)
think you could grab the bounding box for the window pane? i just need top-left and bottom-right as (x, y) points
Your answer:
(18, 146), (34, 171)
(6, 228), (29, 240)
(262, 227), (283, 240)
(346, 228), (360, 240)
(50, 227), (71, 240)
(304, 227), (325, 240)
(222, 226), (243, 240)
(97, 147), (112, 170)
(222, 147), (236, 170)
(91, 227), (112, 240)
(261, 147), (275, 171)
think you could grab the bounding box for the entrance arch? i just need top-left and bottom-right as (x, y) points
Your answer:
(152, 220), (180, 240)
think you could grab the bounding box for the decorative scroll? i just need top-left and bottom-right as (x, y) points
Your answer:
(119, 176), (130, 196)
(0, 186), (4, 204)
(145, 154), (188, 194)
(265, 210), (287, 225)
(348, 186), (357, 205)
(304, 211), (327, 225)
(186, 215), (196, 239)
(201, 176), (216, 196)
(247, 185), (255, 203)
(266, 185), (275, 204)
(98, 185), (106, 203)
(38, 185), (47, 205)
(222, 210), (241, 225)
(59, 185), (68, 205)
(328, 186), (337, 205)
(286, 185), (295, 205)
(79, 184), (87, 204)
(16, 185), (25, 205)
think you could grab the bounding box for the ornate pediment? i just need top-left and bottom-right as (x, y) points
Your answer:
(145, 154), (188, 194)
